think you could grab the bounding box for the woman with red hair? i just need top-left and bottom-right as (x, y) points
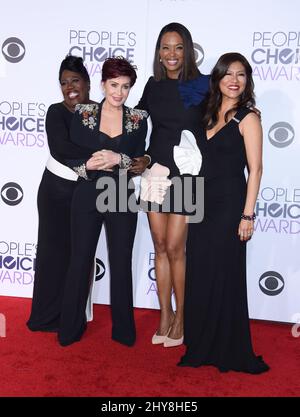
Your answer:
(57, 57), (148, 347)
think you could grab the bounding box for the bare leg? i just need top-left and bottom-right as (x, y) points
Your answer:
(148, 212), (175, 335)
(166, 214), (188, 340)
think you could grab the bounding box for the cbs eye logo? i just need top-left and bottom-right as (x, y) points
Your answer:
(259, 271), (284, 296)
(95, 258), (106, 281)
(193, 43), (204, 67)
(2, 37), (25, 63)
(268, 122), (294, 148)
(1, 182), (23, 206)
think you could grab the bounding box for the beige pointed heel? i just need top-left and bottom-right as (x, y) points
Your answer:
(163, 335), (184, 348)
(151, 327), (171, 345)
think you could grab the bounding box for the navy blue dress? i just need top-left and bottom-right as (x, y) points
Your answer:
(27, 103), (91, 332)
(137, 75), (209, 214)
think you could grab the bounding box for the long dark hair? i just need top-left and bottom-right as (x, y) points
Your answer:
(59, 55), (90, 84)
(153, 22), (199, 81)
(203, 52), (255, 129)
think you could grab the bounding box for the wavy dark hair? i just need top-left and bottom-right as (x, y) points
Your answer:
(59, 55), (90, 83)
(102, 57), (137, 87)
(153, 22), (199, 81)
(203, 52), (255, 129)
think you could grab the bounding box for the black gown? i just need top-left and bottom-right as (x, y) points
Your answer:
(27, 103), (92, 332)
(179, 108), (269, 374)
(137, 75), (209, 214)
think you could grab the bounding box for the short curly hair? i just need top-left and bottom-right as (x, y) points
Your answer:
(59, 55), (90, 83)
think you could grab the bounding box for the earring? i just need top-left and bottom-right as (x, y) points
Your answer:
(159, 58), (162, 63)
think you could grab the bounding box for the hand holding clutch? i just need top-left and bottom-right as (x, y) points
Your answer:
(140, 163), (172, 205)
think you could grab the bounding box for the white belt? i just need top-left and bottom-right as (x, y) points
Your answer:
(46, 155), (78, 181)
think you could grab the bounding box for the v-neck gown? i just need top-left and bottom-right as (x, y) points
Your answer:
(179, 107), (269, 373)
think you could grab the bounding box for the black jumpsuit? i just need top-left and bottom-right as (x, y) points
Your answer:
(27, 103), (92, 332)
(58, 102), (148, 347)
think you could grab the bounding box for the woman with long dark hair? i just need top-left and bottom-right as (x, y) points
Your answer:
(179, 53), (269, 373)
(134, 23), (209, 347)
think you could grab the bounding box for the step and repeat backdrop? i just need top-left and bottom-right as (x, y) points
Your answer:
(0, 0), (299, 323)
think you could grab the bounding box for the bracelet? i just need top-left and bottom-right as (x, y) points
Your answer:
(241, 213), (256, 221)
(119, 153), (132, 170)
(144, 154), (151, 166)
(73, 163), (88, 180)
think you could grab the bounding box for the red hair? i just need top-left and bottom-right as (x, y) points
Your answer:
(102, 57), (137, 86)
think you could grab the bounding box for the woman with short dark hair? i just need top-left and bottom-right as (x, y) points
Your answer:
(27, 55), (95, 332)
(133, 23), (209, 348)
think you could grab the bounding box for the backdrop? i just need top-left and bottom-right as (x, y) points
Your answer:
(0, 0), (299, 323)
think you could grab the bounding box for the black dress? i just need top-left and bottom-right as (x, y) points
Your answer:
(27, 103), (92, 332)
(179, 108), (269, 374)
(58, 101), (148, 347)
(137, 75), (209, 214)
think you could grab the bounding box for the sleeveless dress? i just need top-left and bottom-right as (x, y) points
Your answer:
(179, 107), (269, 373)
(137, 75), (209, 214)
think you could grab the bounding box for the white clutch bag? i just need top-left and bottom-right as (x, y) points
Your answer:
(140, 163), (172, 205)
(173, 130), (202, 175)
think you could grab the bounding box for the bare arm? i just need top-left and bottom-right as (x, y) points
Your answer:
(238, 112), (263, 241)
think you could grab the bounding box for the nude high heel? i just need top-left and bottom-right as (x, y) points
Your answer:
(151, 327), (171, 345)
(163, 335), (184, 347)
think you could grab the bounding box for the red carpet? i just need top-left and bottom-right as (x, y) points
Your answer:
(0, 296), (299, 397)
